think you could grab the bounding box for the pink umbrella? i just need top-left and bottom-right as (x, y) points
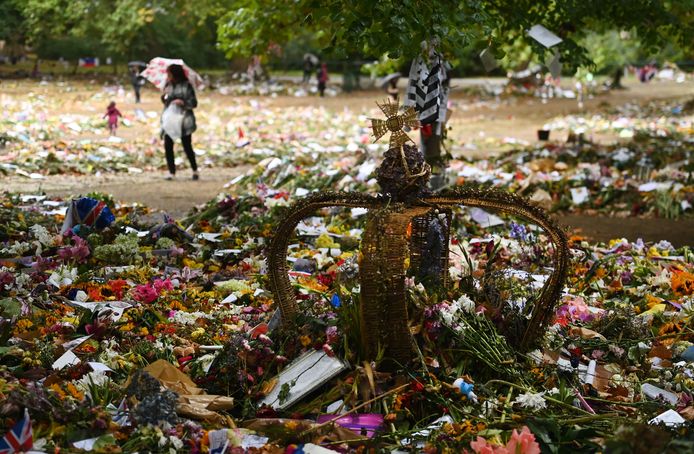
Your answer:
(140, 57), (204, 90)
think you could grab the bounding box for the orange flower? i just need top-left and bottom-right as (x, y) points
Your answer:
(297, 277), (327, 293)
(672, 271), (694, 296)
(49, 383), (66, 399)
(200, 431), (210, 452)
(87, 285), (106, 301)
(66, 382), (84, 401)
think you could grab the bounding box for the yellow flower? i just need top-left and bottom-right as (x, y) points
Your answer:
(191, 327), (206, 340)
(182, 258), (204, 269)
(299, 335), (312, 347)
(139, 327), (149, 336)
(284, 420), (299, 431)
(120, 322), (135, 332)
(14, 319), (33, 331)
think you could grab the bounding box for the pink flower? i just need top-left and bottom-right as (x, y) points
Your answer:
(153, 278), (173, 293)
(506, 426), (540, 454)
(555, 296), (596, 323)
(133, 284), (158, 303)
(322, 344), (334, 357)
(470, 437), (509, 454)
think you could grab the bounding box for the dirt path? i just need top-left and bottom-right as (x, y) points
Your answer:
(4, 168), (251, 219)
(3, 77), (693, 245)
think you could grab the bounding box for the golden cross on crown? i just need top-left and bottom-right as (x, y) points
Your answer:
(369, 98), (419, 149)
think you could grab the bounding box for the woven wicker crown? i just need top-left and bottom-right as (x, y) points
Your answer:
(266, 102), (569, 366)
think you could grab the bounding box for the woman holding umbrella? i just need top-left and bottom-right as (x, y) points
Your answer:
(161, 64), (199, 180)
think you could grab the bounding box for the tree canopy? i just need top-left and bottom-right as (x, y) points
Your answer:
(15, 0), (231, 66)
(6, 0), (694, 73)
(217, 0), (694, 70)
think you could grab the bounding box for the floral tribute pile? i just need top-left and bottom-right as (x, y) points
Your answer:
(2, 81), (692, 220)
(449, 98), (694, 219)
(0, 80), (366, 177)
(1, 152), (694, 452)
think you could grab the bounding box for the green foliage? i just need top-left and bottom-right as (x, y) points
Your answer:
(18, 0), (229, 66)
(217, 0), (694, 71)
(580, 30), (641, 73)
(9, 0), (694, 73)
(0, 0), (25, 42)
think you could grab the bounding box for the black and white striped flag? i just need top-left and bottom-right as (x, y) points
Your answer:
(405, 54), (448, 127)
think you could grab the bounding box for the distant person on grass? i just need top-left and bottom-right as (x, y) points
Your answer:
(317, 63), (329, 97)
(130, 66), (144, 103)
(161, 64), (199, 181)
(386, 78), (399, 102)
(104, 101), (122, 136)
(302, 55), (315, 84)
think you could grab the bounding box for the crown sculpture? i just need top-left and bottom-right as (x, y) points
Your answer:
(267, 98), (569, 367)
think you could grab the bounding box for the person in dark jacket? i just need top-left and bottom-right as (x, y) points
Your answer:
(161, 64), (199, 180)
(130, 66), (143, 103)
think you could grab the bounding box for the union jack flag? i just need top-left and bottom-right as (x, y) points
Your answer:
(60, 197), (115, 235)
(0, 409), (33, 454)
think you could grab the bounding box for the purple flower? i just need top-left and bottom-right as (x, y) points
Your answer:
(510, 221), (528, 242)
(325, 326), (339, 344)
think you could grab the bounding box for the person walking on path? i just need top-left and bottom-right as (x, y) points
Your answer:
(130, 66), (143, 103)
(386, 78), (399, 102)
(317, 63), (329, 97)
(302, 54), (316, 84)
(104, 101), (122, 136)
(161, 64), (199, 180)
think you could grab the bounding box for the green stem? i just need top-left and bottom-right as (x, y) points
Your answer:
(501, 386), (513, 424)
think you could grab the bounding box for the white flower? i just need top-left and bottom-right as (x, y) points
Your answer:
(264, 196), (289, 209)
(455, 295), (476, 313)
(75, 371), (110, 400)
(30, 224), (54, 246)
(170, 436), (183, 450)
(527, 349), (543, 365)
(14, 273), (32, 292)
(440, 304), (456, 325)
(449, 265), (462, 281)
(513, 391), (547, 410)
(1, 241), (32, 256)
(649, 269), (671, 287)
(169, 310), (209, 325)
(48, 266), (77, 288)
